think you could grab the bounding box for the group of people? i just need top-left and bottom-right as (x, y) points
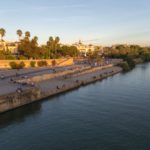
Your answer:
(9, 73), (36, 94)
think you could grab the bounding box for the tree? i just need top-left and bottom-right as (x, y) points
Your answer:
(58, 45), (79, 57)
(49, 36), (53, 42)
(32, 36), (38, 46)
(16, 29), (23, 41)
(55, 36), (60, 44)
(125, 56), (135, 69)
(25, 31), (31, 41)
(47, 37), (54, 48)
(54, 36), (60, 56)
(18, 34), (41, 59)
(33, 36), (38, 42)
(46, 36), (54, 58)
(0, 28), (6, 41)
(118, 62), (130, 72)
(46, 36), (60, 58)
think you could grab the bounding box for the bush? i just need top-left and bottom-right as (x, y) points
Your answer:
(118, 62), (130, 72)
(141, 53), (150, 62)
(52, 60), (56, 66)
(18, 55), (28, 60)
(125, 56), (135, 69)
(9, 62), (18, 69)
(0, 53), (16, 60)
(5, 55), (16, 60)
(30, 61), (36, 67)
(9, 61), (25, 69)
(19, 61), (25, 69)
(37, 61), (48, 67)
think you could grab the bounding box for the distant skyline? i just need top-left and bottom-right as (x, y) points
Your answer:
(1, 0), (150, 46)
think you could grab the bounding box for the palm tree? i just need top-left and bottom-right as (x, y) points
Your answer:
(54, 36), (60, 56)
(49, 36), (54, 42)
(16, 29), (23, 41)
(47, 37), (54, 59)
(32, 36), (38, 46)
(55, 36), (60, 44)
(25, 31), (31, 40)
(0, 28), (6, 41)
(33, 36), (38, 41)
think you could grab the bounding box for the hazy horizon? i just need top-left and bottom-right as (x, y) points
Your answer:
(1, 0), (150, 46)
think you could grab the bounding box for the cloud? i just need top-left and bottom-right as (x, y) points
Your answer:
(0, 8), (18, 14)
(32, 4), (86, 11)
(0, 4), (86, 14)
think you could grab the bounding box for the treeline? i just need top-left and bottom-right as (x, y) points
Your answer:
(103, 45), (150, 71)
(18, 33), (79, 59)
(0, 28), (79, 59)
(104, 45), (150, 62)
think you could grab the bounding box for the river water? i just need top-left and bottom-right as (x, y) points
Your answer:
(0, 63), (150, 150)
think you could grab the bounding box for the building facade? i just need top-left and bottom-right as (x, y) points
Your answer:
(0, 40), (18, 54)
(73, 41), (102, 56)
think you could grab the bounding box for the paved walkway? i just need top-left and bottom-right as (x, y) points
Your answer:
(37, 66), (121, 93)
(0, 64), (122, 96)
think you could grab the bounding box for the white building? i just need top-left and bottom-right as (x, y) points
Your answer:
(73, 41), (102, 56)
(0, 40), (18, 53)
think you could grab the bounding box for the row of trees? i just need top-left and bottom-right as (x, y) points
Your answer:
(0, 28), (79, 59)
(103, 45), (150, 71)
(18, 31), (79, 59)
(1, 28), (150, 63)
(0, 28), (34, 41)
(103, 45), (150, 62)
(104, 45), (150, 59)
(0, 28), (23, 41)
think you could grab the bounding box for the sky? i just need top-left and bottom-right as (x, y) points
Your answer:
(0, 0), (150, 46)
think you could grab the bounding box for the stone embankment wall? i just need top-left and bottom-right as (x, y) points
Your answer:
(0, 88), (42, 113)
(18, 65), (113, 84)
(18, 66), (92, 83)
(0, 58), (73, 68)
(0, 67), (122, 113)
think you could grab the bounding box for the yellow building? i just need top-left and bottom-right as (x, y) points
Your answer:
(73, 41), (102, 56)
(0, 40), (18, 53)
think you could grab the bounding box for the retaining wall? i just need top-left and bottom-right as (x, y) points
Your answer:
(0, 58), (73, 68)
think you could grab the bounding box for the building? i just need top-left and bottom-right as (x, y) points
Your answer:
(73, 40), (102, 56)
(0, 40), (18, 54)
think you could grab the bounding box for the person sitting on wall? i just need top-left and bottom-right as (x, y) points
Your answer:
(13, 80), (17, 84)
(16, 72), (19, 77)
(10, 78), (14, 82)
(0, 74), (5, 80)
(22, 75), (28, 79)
(16, 87), (23, 93)
(22, 82), (27, 86)
(30, 82), (35, 87)
(76, 80), (79, 83)
(53, 69), (56, 73)
(93, 76), (96, 79)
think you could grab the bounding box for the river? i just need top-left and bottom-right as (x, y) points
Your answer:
(0, 63), (150, 150)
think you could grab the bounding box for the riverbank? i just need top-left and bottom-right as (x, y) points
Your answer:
(0, 66), (122, 113)
(1, 63), (150, 150)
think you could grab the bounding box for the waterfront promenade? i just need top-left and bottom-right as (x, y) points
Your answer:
(0, 63), (122, 113)
(1, 63), (149, 150)
(0, 65), (84, 95)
